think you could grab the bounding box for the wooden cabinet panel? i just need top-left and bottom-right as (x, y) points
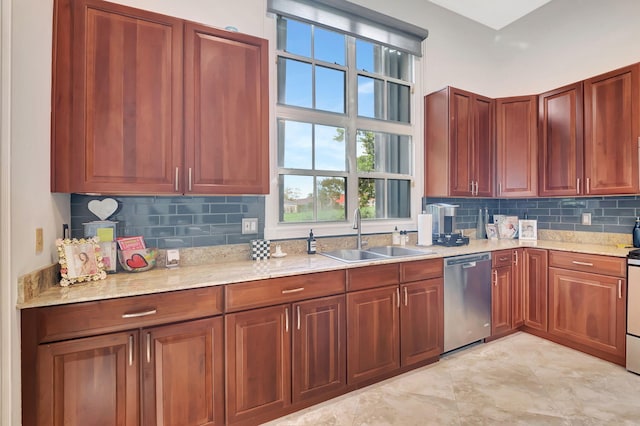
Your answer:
(292, 296), (346, 403)
(37, 331), (139, 426)
(347, 263), (399, 291)
(549, 268), (626, 359)
(225, 305), (291, 424)
(34, 286), (223, 343)
(184, 23), (269, 194)
(52, 0), (184, 193)
(492, 250), (512, 268)
(474, 95), (495, 197)
(549, 250), (625, 277)
(225, 271), (345, 312)
(491, 266), (512, 336)
(584, 63), (640, 195)
(400, 279), (443, 366)
(523, 248), (549, 331)
(400, 258), (443, 283)
(538, 83), (584, 196)
(512, 249), (525, 328)
(449, 89), (474, 196)
(347, 286), (399, 385)
(496, 95), (538, 197)
(142, 317), (224, 426)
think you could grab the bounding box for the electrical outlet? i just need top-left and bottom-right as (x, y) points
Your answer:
(581, 213), (592, 225)
(242, 218), (258, 234)
(35, 228), (44, 253)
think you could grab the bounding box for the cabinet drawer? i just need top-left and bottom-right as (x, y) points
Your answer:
(225, 270), (345, 312)
(33, 286), (223, 343)
(400, 258), (443, 283)
(492, 250), (513, 268)
(347, 263), (399, 292)
(549, 250), (625, 277)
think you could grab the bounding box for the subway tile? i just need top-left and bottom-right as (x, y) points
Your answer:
(175, 225), (211, 236)
(193, 214), (227, 225)
(115, 215), (159, 226)
(159, 215), (194, 226)
(227, 234), (261, 245)
(575, 224), (604, 232)
(603, 208), (635, 216)
(143, 227), (176, 238)
(192, 235), (227, 246)
(227, 214), (244, 224)
(177, 204), (210, 214)
(549, 223), (576, 231)
(211, 204), (242, 214)
(604, 224), (635, 234)
(135, 204), (176, 215)
(157, 237), (192, 249)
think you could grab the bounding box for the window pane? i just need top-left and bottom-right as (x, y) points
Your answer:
(358, 76), (384, 119)
(359, 178), (384, 219)
(385, 48), (412, 81)
(279, 120), (312, 169)
(315, 125), (346, 171)
(277, 17), (311, 58)
(314, 27), (345, 65)
(356, 40), (382, 74)
(356, 130), (377, 172)
(281, 175), (314, 222)
(387, 179), (411, 218)
(315, 66), (345, 113)
(388, 82), (410, 122)
(278, 58), (312, 108)
(317, 177), (346, 221)
(386, 134), (411, 174)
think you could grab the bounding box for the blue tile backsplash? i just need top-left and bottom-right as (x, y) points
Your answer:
(424, 196), (640, 235)
(71, 194), (265, 248)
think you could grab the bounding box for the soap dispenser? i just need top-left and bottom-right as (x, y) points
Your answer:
(633, 218), (640, 248)
(392, 227), (401, 245)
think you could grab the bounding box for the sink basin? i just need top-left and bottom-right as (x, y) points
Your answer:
(366, 246), (432, 257)
(321, 249), (387, 263)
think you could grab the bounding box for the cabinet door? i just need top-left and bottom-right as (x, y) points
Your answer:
(474, 94), (494, 197)
(512, 249), (525, 328)
(53, 0), (184, 194)
(37, 331), (139, 426)
(449, 88), (474, 196)
(523, 248), (549, 331)
(584, 64), (640, 195)
(400, 279), (444, 366)
(347, 286), (400, 385)
(225, 305), (291, 424)
(491, 266), (512, 336)
(142, 317), (223, 426)
(549, 268), (626, 359)
(495, 96), (538, 197)
(538, 83), (584, 196)
(184, 23), (269, 195)
(292, 295), (346, 404)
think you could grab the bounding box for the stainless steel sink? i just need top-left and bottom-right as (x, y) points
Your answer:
(366, 246), (432, 257)
(321, 249), (387, 263)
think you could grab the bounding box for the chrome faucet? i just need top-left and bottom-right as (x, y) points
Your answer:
(352, 207), (362, 250)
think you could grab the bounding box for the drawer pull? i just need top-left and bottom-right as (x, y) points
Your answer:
(493, 270), (498, 286)
(128, 335), (134, 366)
(513, 250), (518, 266)
(499, 257), (509, 262)
(619, 280), (622, 299)
(571, 261), (593, 267)
(281, 287), (305, 294)
(122, 309), (157, 319)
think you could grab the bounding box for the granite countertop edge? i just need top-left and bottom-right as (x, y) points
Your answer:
(18, 239), (635, 309)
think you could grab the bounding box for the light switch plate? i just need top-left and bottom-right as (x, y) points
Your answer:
(242, 218), (258, 234)
(581, 213), (592, 225)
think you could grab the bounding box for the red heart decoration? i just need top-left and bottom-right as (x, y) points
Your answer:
(126, 253), (148, 269)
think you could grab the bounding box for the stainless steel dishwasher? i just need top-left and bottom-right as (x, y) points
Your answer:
(443, 252), (492, 352)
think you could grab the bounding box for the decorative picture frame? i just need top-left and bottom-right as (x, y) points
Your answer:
(497, 216), (519, 239)
(485, 223), (498, 240)
(519, 219), (538, 241)
(56, 237), (107, 286)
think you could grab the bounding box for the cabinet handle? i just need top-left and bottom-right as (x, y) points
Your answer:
(296, 305), (301, 330)
(498, 182), (502, 195)
(572, 260), (593, 267)
(175, 167), (179, 192)
(128, 335), (134, 366)
(619, 279), (622, 299)
(404, 286), (408, 306)
(576, 178), (580, 194)
(188, 167), (192, 192)
(513, 250), (518, 266)
(493, 269), (498, 286)
(499, 257), (509, 262)
(469, 181), (474, 194)
(586, 177), (590, 194)
(122, 309), (157, 319)
(396, 287), (400, 308)
(146, 333), (151, 363)
(285, 307), (289, 332)
(281, 287), (304, 294)
(475, 181), (479, 195)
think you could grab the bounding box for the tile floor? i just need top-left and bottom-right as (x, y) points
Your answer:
(264, 332), (640, 425)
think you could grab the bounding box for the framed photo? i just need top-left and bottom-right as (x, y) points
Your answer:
(99, 241), (118, 273)
(497, 215), (519, 239)
(56, 237), (107, 286)
(485, 223), (498, 240)
(519, 219), (538, 241)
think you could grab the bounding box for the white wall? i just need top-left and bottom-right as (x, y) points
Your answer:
(3, 0), (640, 424)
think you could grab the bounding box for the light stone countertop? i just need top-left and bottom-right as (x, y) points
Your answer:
(17, 239), (635, 309)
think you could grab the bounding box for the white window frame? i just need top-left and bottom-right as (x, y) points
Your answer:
(265, 18), (425, 240)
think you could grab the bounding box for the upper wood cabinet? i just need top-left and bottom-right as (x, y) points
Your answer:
(538, 83), (584, 196)
(583, 63), (640, 195)
(51, 0), (269, 195)
(495, 95), (538, 197)
(424, 87), (494, 197)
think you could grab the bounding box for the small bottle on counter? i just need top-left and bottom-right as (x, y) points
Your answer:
(633, 218), (640, 248)
(307, 229), (317, 254)
(400, 230), (407, 246)
(392, 227), (401, 245)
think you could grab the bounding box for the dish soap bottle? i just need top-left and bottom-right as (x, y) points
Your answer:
(476, 208), (486, 239)
(633, 218), (640, 248)
(307, 229), (317, 254)
(392, 227), (401, 245)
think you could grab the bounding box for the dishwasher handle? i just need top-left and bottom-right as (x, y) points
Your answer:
(462, 262), (477, 268)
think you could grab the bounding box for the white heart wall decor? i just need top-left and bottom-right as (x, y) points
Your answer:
(88, 198), (119, 221)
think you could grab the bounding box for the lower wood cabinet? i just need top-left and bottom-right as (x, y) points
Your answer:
(523, 248), (549, 332)
(225, 295), (346, 425)
(491, 249), (524, 337)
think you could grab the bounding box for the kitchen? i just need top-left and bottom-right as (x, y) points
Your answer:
(3, 0), (640, 425)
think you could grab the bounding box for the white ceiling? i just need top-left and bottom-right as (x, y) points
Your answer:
(428, 0), (553, 30)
